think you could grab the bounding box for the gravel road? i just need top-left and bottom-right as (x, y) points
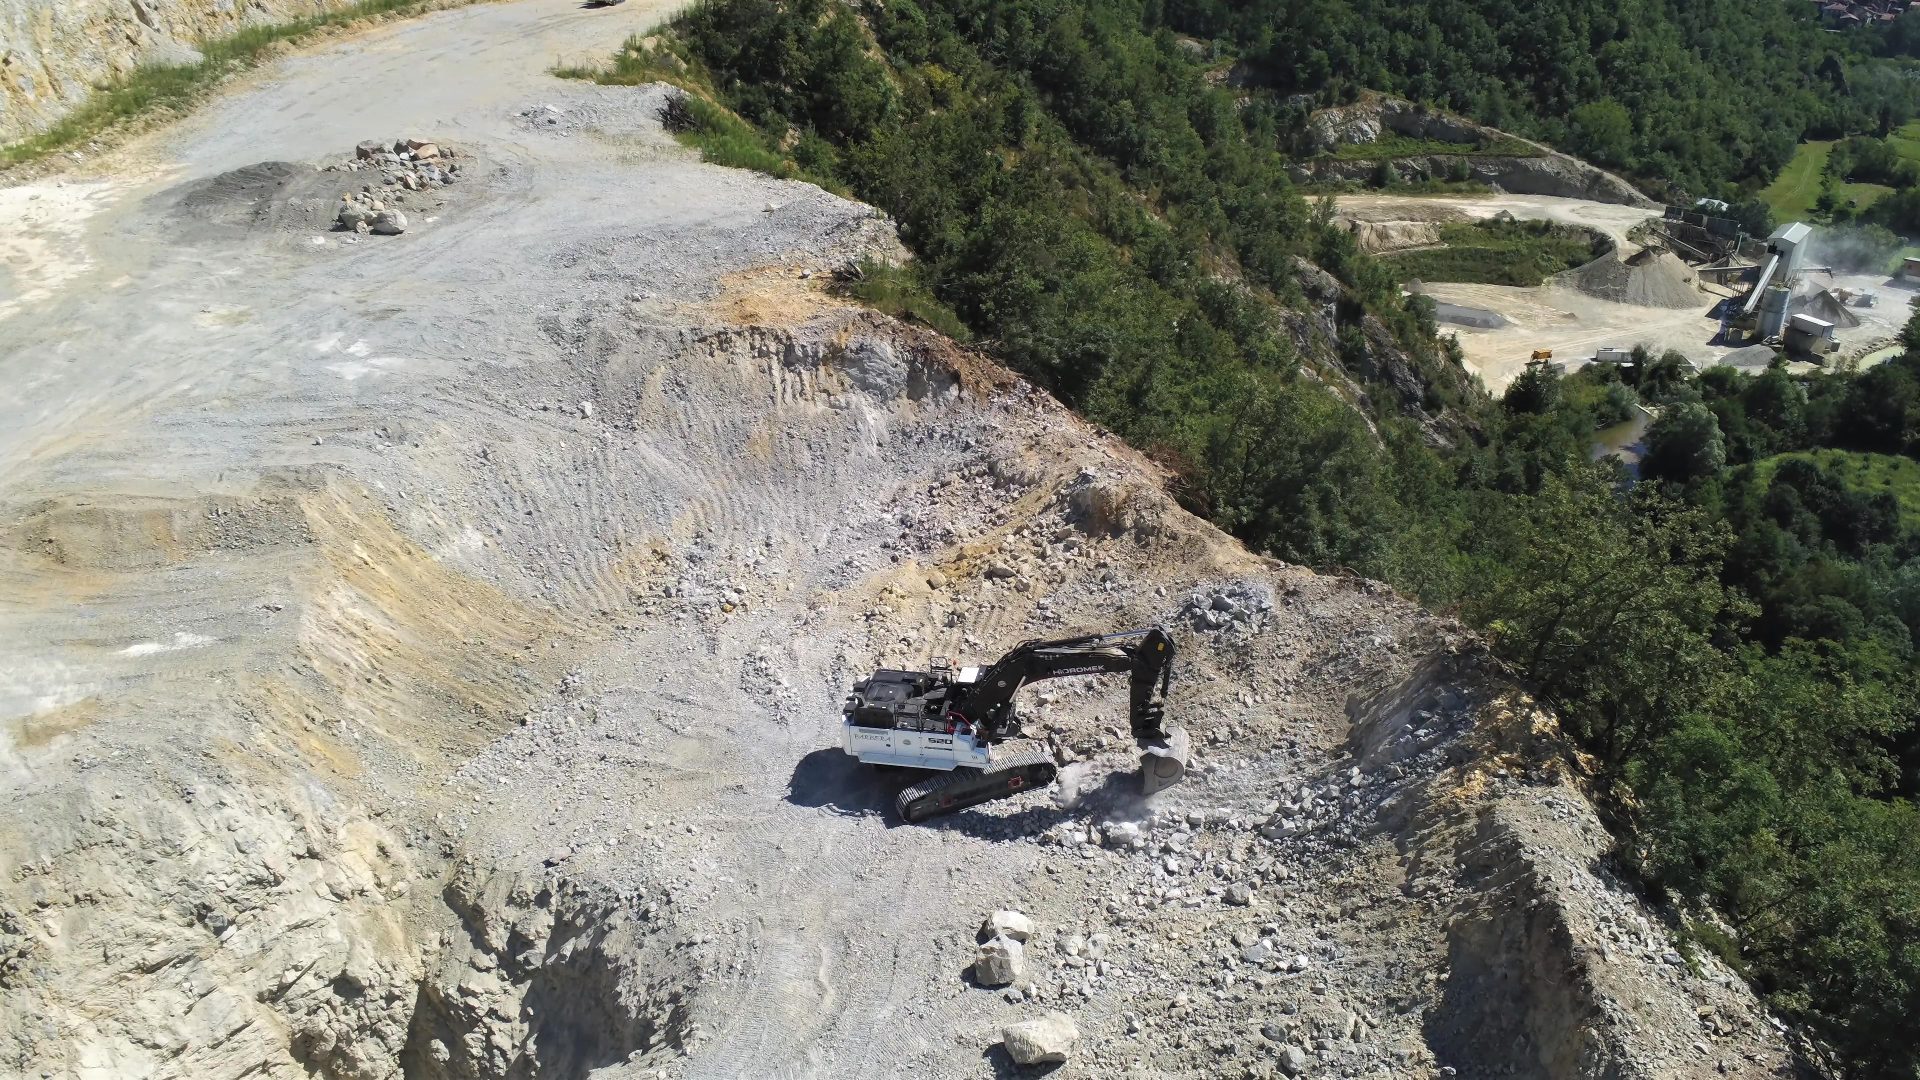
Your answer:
(0, 4), (1805, 1078)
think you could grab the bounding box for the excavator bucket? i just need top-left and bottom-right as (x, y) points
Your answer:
(1139, 727), (1190, 796)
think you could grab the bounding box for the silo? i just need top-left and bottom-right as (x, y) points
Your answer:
(1757, 284), (1792, 339)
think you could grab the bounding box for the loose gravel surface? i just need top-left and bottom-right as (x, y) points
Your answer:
(0, 4), (1806, 1079)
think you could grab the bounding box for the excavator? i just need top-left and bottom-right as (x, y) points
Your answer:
(840, 627), (1189, 823)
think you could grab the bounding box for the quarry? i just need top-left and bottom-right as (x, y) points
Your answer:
(0, 3), (1847, 1079)
(1333, 190), (1912, 393)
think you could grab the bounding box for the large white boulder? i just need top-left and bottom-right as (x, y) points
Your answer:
(980, 909), (1034, 943)
(1002, 1012), (1078, 1065)
(973, 934), (1024, 987)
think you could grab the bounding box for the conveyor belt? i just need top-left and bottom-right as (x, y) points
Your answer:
(1741, 253), (1781, 317)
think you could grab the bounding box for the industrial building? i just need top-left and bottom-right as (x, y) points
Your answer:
(1723, 221), (1861, 360)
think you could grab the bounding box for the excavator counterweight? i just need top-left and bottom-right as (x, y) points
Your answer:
(840, 627), (1188, 823)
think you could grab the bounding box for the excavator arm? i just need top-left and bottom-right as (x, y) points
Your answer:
(953, 627), (1175, 745)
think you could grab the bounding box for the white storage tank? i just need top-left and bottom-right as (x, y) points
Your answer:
(1757, 284), (1792, 340)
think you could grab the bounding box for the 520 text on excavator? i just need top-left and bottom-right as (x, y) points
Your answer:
(839, 627), (1191, 823)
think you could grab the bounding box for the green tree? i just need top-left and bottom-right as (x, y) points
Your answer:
(1466, 471), (1746, 768)
(1568, 98), (1633, 165)
(1503, 360), (1563, 415)
(1642, 401), (1728, 484)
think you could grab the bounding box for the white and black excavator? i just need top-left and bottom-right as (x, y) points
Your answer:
(840, 627), (1190, 823)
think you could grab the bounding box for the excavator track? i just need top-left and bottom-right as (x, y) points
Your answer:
(896, 750), (1058, 824)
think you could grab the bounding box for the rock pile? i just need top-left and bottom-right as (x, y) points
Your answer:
(326, 138), (462, 235)
(1177, 580), (1275, 632)
(1555, 247), (1702, 309)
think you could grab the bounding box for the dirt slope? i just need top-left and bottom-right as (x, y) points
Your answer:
(1, 3), (1800, 1078)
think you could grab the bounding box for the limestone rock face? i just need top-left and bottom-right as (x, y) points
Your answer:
(0, 0), (366, 145)
(1293, 94), (1658, 208)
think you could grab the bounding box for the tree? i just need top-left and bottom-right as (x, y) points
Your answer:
(1642, 401), (1727, 484)
(1726, 198), (1775, 239)
(1465, 471), (1745, 768)
(1624, 349), (1695, 403)
(1842, 364), (1918, 454)
(1504, 360), (1563, 415)
(1569, 98), (1633, 166)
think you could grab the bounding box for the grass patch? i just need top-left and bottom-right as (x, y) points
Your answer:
(830, 260), (971, 342)
(1, 0), (448, 168)
(1760, 139), (1833, 220)
(1382, 218), (1606, 286)
(556, 41), (822, 182)
(1884, 118), (1920, 165)
(664, 92), (799, 178)
(1834, 179), (1894, 214)
(1751, 449), (1920, 529)
(1682, 919), (1750, 980)
(560, 48), (963, 336)
(1327, 133), (1540, 161)
(555, 61), (827, 187)
(1758, 138), (1895, 220)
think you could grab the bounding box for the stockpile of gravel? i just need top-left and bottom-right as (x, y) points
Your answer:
(1557, 248), (1703, 309)
(1792, 288), (1862, 329)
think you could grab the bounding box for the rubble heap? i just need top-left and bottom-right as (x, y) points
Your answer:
(325, 138), (463, 235)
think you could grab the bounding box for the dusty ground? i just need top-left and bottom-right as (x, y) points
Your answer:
(1413, 281), (1728, 392)
(1333, 193), (1660, 252)
(1, 4), (1806, 1079)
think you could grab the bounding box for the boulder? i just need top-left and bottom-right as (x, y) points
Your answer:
(973, 935), (1024, 987)
(371, 210), (409, 236)
(355, 140), (386, 160)
(409, 142), (442, 160)
(1001, 1012), (1078, 1065)
(337, 203), (376, 232)
(980, 910), (1033, 943)
(1278, 1044), (1309, 1076)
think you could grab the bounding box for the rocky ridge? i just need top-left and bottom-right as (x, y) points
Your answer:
(1292, 95), (1659, 209)
(0, 0), (435, 145)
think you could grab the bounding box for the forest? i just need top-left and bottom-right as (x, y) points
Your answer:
(1155, 0), (1918, 201)
(568, 0), (1920, 1074)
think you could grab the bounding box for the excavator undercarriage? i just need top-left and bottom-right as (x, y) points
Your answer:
(840, 627), (1189, 823)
